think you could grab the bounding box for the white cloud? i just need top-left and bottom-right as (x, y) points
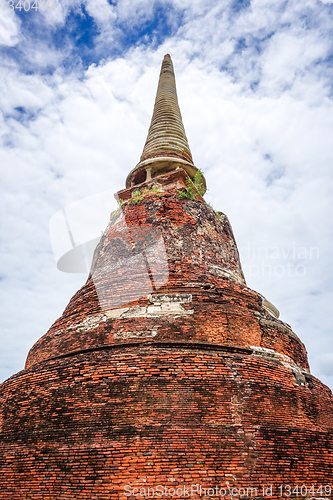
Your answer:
(315, 353), (333, 383)
(85, 0), (117, 24)
(0, 9), (20, 46)
(39, 0), (82, 27)
(0, 68), (53, 115)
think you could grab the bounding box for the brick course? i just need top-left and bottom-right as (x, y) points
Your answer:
(1, 167), (332, 498)
(0, 345), (332, 498)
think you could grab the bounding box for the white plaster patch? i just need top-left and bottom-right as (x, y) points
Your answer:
(110, 306), (147, 319)
(70, 294), (194, 333)
(146, 302), (193, 317)
(207, 264), (244, 285)
(114, 328), (158, 340)
(146, 293), (193, 316)
(260, 295), (280, 318)
(250, 345), (310, 374)
(73, 313), (107, 332)
(148, 293), (192, 303)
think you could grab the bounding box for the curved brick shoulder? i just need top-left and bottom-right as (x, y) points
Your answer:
(25, 177), (309, 371)
(1, 345), (333, 498)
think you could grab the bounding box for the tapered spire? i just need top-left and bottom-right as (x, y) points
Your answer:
(126, 54), (206, 190)
(140, 54), (193, 164)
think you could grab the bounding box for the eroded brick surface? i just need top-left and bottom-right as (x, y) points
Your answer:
(25, 171), (308, 371)
(0, 344), (333, 500)
(1, 169), (332, 497)
(1, 346), (333, 499)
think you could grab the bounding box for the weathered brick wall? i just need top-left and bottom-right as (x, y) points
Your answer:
(0, 345), (333, 498)
(1, 169), (332, 497)
(25, 171), (309, 371)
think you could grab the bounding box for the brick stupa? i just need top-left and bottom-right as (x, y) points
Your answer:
(0, 55), (332, 499)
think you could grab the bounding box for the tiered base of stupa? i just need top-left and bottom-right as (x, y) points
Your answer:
(1, 170), (332, 498)
(0, 344), (332, 499)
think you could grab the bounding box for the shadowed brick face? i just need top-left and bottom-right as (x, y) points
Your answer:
(0, 345), (333, 498)
(1, 56), (332, 498)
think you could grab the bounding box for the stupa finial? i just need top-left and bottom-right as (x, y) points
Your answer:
(126, 55), (206, 190)
(140, 53), (193, 164)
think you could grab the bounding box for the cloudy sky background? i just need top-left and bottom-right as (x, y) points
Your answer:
(1, 0), (333, 389)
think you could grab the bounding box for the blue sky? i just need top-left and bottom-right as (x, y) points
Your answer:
(1, 0), (333, 389)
